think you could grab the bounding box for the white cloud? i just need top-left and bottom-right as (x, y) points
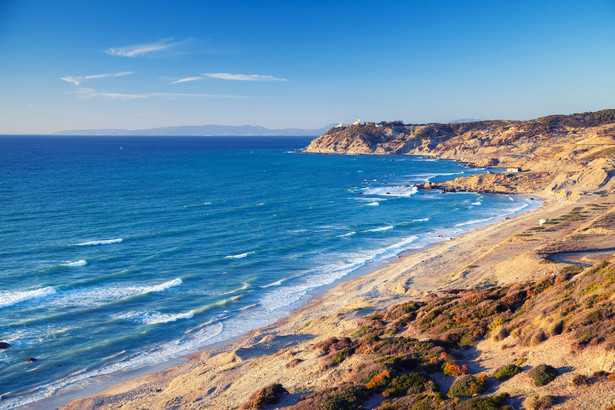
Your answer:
(71, 88), (245, 100)
(171, 76), (203, 84)
(61, 71), (133, 86)
(72, 88), (145, 100)
(204, 73), (288, 82)
(105, 38), (186, 57)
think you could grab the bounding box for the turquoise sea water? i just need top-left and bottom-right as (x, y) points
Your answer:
(0, 136), (538, 408)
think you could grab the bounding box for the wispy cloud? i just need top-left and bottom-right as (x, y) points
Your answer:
(72, 88), (146, 100)
(204, 73), (288, 82)
(105, 38), (187, 57)
(171, 76), (203, 84)
(71, 88), (246, 100)
(61, 71), (133, 87)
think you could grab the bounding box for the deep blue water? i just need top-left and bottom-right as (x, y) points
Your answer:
(0, 136), (538, 408)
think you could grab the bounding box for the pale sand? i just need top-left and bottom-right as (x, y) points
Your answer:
(49, 193), (605, 409)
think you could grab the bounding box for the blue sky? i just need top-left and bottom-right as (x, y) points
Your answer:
(1, 0), (614, 134)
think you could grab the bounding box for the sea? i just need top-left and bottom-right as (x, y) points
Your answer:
(0, 136), (539, 408)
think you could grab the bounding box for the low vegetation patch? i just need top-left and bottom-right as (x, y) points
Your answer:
(493, 364), (522, 381)
(528, 365), (558, 386)
(447, 374), (488, 397)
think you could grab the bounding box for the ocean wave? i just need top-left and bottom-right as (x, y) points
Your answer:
(366, 202), (380, 207)
(1, 322), (224, 409)
(260, 280), (283, 288)
(411, 172), (464, 181)
(225, 251), (254, 260)
(183, 202), (212, 208)
(365, 225), (394, 233)
(259, 235), (419, 312)
(144, 278), (183, 293)
(113, 310), (194, 325)
(338, 231), (356, 238)
(360, 186), (418, 197)
(455, 217), (496, 227)
(354, 197), (386, 202)
(74, 238), (123, 246)
(63, 260), (87, 267)
(7, 279), (185, 311)
(413, 218), (430, 222)
(0, 286), (57, 309)
(471, 201), (482, 206)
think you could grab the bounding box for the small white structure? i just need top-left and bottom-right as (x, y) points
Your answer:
(507, 167), (521, 173)
(334, 123), (344, 128)
(353, 118), (361, 125)
(539, 218), (549, 225)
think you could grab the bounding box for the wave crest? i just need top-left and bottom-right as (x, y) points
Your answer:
(74, 238), (123, 246)
(0, 286), (57, 309)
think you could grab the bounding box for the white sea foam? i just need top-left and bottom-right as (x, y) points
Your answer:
(225, 251), (254, 260)
(471, 201), (482, 206)
(145, 278), (183, 293)
(259, 235), (419, 312)
(366, 202), (380, 206)
(411, 172), (464, 182)
(366, 225), (394, 233)
(455, 217), (496, 227)
(113, 310), (194, 325)
(74, 238), (123, 246)
(0, 286), (57, 309)
(338, 231), (356, 238)
(413, 218), (430, 222)
(64, 260), (87, 267)
(260, 280), (283, 288)
(16, 279), (184, 310)
(361, 186), (418, 197)
(355, 197), (386, 202)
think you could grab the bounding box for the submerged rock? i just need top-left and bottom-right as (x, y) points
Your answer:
(0, 342), (10, 349)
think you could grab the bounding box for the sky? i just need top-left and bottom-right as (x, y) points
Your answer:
(0, 0), (614, 134)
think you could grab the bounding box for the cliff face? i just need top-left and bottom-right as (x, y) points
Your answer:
(305, 110), (615, 200)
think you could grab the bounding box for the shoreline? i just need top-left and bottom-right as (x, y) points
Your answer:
(48, 189), (570, 409)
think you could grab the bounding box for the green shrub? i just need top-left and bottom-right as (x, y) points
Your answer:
(447, 374), (488, 397)
(459, 393), (511, 409)
(570, 374), (591, 387)
(383, 373), (438, 397)
(295, 385), (369, 410)
(528, 364), (558, 386)
(326, 347), (354, 367)
(493, 364), (522, 381)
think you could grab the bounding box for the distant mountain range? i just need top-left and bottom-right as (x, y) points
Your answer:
(53, 124), (335, 137)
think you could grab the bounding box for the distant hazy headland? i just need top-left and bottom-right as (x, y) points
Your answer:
(52, 124), (335, 136)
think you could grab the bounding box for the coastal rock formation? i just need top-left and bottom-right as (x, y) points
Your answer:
(305, 109), (615, 200)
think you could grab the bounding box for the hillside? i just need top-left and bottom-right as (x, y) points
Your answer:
(306, 109), (615, 201)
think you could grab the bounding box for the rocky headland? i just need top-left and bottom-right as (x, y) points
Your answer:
(61, 110), (615, 409)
